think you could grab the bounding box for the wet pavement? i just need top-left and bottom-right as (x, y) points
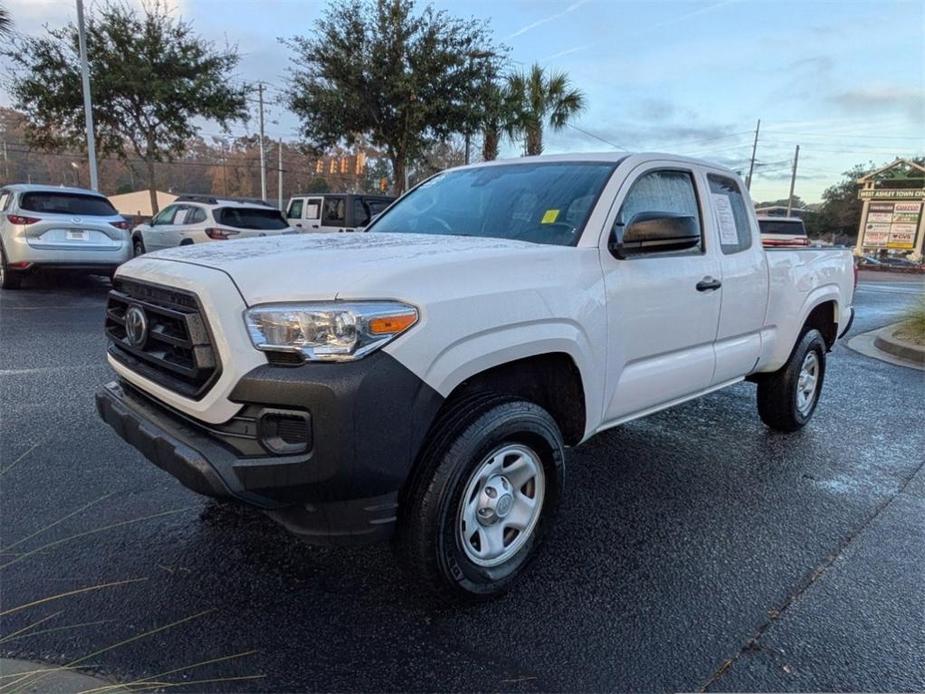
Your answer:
(1, 270), (923, 692)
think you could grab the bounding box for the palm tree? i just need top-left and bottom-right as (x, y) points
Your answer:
(479, 80), (521, 161)
(508, 63), (586, 156)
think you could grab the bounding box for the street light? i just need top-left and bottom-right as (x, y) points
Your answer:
(70, 161), (81, 188)
(75, 0), (99, 190)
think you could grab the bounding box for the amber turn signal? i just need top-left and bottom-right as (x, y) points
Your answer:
(368, 313), (417, 335)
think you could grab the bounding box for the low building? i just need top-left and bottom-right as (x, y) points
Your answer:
(108, 190), (177, 218)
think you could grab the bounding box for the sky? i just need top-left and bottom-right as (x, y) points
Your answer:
(3, 0), (924, 203)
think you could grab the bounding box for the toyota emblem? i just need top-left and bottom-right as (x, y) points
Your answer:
(124, 305), (148, 348)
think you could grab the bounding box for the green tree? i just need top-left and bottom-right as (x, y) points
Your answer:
(283, 0), (502, 194)
(508, 63), (586, 156)
(5, 1), (247, 213)
(305, 176), (331, 194)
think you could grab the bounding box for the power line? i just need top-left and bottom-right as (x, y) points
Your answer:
(565, 123), (628, 151)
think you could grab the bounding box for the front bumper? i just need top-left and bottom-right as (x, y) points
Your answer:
(96, 352), (443, 545)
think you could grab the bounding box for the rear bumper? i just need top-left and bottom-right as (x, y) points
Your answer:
(96, 351), (443, 544)
(4, 234), (131, 267)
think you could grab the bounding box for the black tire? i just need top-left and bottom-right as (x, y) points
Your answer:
(133, 237), (145, 257)
(757, 328), (827, 432)
(394, 394), (565, 600)
(0, 246), (22, 290)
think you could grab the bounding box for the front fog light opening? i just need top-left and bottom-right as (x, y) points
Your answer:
(257, 409), (312, 455)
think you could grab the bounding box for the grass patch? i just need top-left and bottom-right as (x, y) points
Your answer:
(895, 296), (925, 345)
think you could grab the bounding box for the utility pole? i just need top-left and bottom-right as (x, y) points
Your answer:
(76, 0), (99, 191)
(277, 140), (283, 210)
(257, 82), (267, 201)
(745, 118), (760, 190)
(786, 144), (800, 218)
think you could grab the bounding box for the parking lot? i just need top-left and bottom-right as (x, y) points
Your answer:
(1, 271), (923, 692)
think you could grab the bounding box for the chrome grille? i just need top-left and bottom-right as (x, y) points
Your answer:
(105, 280), (220, 399)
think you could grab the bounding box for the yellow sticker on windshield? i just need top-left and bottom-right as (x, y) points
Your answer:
(541, 209), (560, 224)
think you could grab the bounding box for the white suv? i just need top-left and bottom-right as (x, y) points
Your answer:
(132, 195), (294, 256)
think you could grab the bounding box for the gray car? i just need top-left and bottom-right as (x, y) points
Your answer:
(0, 184), (131, 289)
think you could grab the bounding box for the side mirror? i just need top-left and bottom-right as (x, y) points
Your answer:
(610, 212), (700, 258)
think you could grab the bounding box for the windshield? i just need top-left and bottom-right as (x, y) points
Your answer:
(20, 192), (117, 216)
(759, 219), (806, 236)
(371, 162), (617, 246)
(216, 207), (288, 230)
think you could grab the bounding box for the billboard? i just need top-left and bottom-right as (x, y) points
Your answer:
(861, 201), (922, 250)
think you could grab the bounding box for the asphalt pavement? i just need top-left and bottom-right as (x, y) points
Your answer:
(1, 270), (923, 692)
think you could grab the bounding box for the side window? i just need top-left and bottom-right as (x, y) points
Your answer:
(352, 199), (370, 227)
(187, 207), (206, 224)
(707, 174), (752, 254)
(152, 206), (177, 226)
(305, 200), (321, 220)
(614, 169), (702, 255)
(286, 199), (303, 219)
(172, 206), (190, 226)
(0, 192), (9, 211)
(322, 197), (345, 225)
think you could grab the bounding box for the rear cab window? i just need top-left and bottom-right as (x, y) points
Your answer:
(707, 174), (753, 254)
(758, 219), (806, 236)
(215, 207), (288, 230)
(20, 192), (117, 216)
(322, 197), (346, 225)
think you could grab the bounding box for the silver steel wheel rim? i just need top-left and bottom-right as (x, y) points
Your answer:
(796, 350), (820, 415)
(458, 443), (545, 568)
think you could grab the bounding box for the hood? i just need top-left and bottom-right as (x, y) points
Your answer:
(136, 232), (570, 305)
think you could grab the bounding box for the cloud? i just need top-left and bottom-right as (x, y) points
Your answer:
(650, 0), (741, 30)
(540, 45), (592, 63)
(508, 0), (591, 39)
(827, 86), (924, 122)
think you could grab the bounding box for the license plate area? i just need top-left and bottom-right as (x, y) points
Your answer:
(67, 230), (90, 241)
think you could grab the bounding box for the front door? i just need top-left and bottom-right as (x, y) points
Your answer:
(601, 165), (722, 424)
(143, 205), (180, 251)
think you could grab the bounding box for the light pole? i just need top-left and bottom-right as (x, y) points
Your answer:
(75, 0), (99, 191)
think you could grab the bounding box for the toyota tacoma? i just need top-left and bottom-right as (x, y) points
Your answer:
(96, 153), (855, 598)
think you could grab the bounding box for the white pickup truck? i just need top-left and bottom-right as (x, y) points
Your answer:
(96, 153), (855, 598)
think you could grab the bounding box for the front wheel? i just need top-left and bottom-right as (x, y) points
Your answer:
(757, 328), (827, 432)
(132, 237), (145, 257)
(394, 396), (565, 600)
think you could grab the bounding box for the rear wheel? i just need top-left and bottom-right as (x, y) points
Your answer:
(0, 246), (22, 290)
(133, 237), (145, 257)
(757, 329), (827, 432)
(394, 395), (565, 600)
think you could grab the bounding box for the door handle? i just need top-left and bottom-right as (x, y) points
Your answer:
(696, 276), (722, 292)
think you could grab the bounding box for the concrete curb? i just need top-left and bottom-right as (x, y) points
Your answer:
(848, 323), (925, 371)
(0, 658), (128, 693)
(874, 326), (925, 365)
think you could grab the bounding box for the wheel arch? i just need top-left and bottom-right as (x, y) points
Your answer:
(433, 351), (588, 446)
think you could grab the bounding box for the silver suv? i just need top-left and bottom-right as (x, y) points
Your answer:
(0, 184), (131, 290)
(132, 195), (294, 256)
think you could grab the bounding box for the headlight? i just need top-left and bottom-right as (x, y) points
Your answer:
(244, 301), (418, 362)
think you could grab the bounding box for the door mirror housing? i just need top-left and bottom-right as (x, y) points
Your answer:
(610, 212), (700, 258)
